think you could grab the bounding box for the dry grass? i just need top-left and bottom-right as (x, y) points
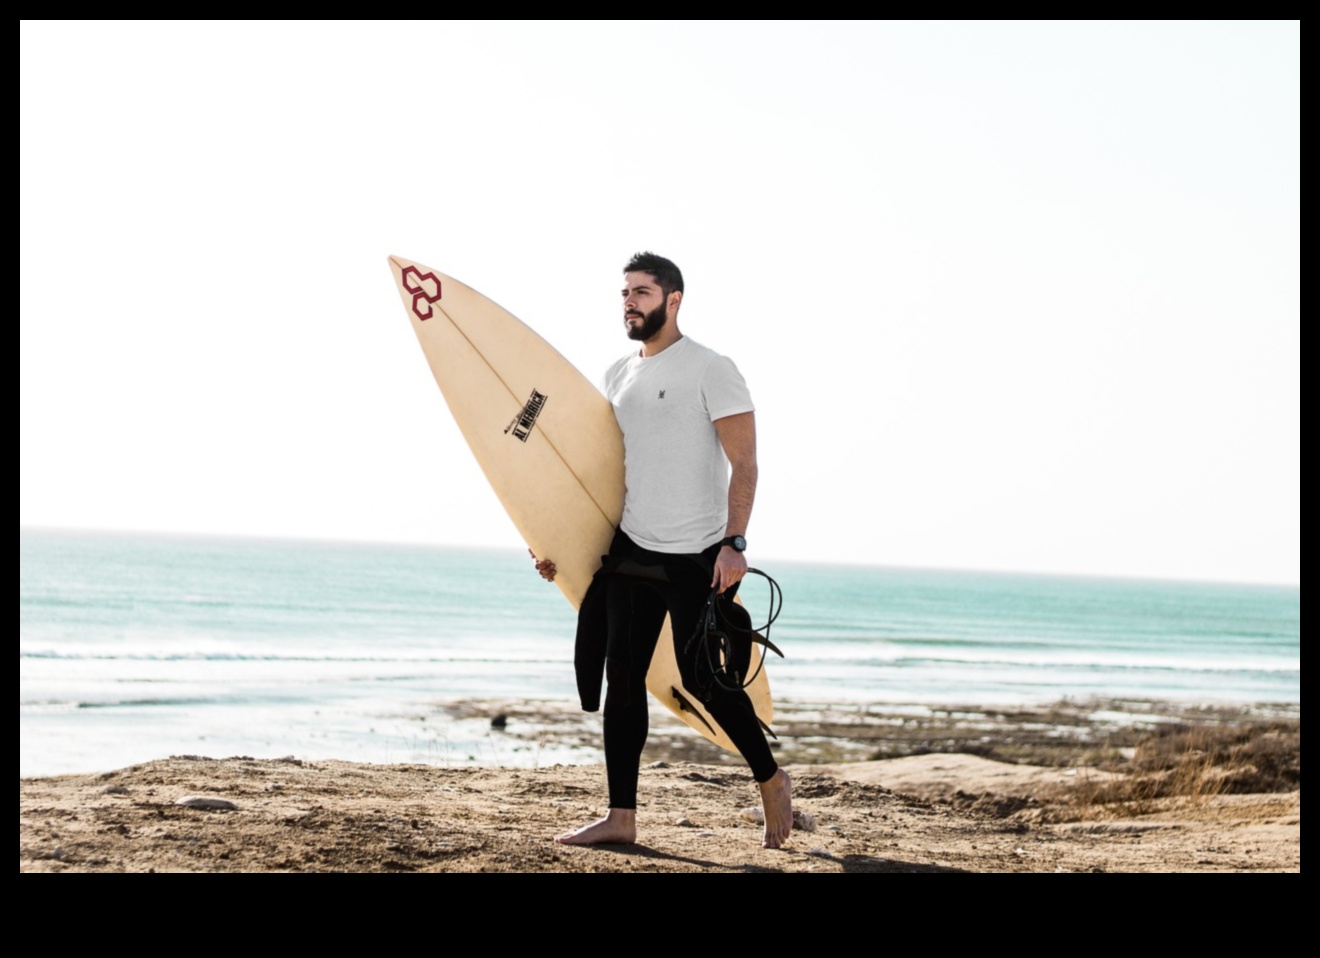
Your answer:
(1054, 720), (1300, 819)
(448, 696), (1300, 824)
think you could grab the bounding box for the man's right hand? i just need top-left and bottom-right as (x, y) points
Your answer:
(529, 549), (556, 582)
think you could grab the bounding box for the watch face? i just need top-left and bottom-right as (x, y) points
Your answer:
(733, 536), (747, 552)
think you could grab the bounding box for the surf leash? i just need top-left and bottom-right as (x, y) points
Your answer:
(685, 567), (784, 702)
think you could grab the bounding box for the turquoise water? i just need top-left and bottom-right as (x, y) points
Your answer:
(19, 529), (1300, 778)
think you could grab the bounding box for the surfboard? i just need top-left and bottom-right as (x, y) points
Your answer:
(388, 255), (773, 752)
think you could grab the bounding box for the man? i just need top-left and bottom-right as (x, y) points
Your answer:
(535, 252), (793, 849)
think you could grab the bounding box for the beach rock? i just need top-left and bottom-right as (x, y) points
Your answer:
(490, 714), (508, 729)
(175, 796), (237, 810)
(740, 807), (817, 831)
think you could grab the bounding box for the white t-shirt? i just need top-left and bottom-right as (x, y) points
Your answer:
(601, 336), (754, 553)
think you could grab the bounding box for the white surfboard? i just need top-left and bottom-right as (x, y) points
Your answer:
(388, 255), (772, 751)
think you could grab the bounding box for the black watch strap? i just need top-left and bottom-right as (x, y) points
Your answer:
(720, 535), (747, 552)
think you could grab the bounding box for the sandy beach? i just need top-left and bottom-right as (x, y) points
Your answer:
(20, 698), (1299, 872)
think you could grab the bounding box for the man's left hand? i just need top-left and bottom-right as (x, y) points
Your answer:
(712, 546), (747, 594)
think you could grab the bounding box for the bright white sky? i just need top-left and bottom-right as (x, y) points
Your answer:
(20, 21), (1299, 585)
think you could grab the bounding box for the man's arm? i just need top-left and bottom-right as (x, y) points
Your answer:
(712, 411), (757, 593)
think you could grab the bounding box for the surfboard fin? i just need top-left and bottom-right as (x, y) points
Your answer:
(672, 685), (776, 742)
(717, 594), (784, 659)
(669, 686), (718, 737)
(752, 630), (784, 658)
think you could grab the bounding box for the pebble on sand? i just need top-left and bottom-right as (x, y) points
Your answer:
(739, 807), (818, 832)
(176, 796), (238, 810)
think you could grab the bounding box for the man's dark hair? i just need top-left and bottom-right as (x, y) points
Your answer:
(624, 251), (684, 297)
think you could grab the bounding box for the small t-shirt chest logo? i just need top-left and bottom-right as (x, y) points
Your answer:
(658, 389), (666, 399)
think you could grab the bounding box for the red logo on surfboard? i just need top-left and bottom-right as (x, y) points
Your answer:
(402, 267), (442, 320)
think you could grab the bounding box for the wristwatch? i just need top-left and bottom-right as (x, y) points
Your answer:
(720, 535), (747, 552)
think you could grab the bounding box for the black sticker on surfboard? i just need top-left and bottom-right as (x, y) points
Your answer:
(505, 389), (548, 442)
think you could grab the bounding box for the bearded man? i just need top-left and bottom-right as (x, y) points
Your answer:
(536, 251), (793, 849)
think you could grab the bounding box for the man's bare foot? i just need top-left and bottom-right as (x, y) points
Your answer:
(759, 769), (793, 849)
(554, 808), (637, 845)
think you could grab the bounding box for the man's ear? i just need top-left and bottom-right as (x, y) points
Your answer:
(669, 290), (683, 312)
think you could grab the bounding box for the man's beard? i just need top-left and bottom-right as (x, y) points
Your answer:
(626, 300), (668, 341)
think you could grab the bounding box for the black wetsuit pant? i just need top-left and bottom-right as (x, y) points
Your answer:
(602, 530), (778, 809)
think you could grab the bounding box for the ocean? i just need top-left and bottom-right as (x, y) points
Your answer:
(19, 529), (1300, 779)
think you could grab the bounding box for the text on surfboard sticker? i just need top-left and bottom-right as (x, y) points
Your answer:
(505, 389), (548, 442)
(401, 266), (442, 320)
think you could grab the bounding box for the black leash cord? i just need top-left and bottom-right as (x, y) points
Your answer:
(685, 567), (783, 698)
